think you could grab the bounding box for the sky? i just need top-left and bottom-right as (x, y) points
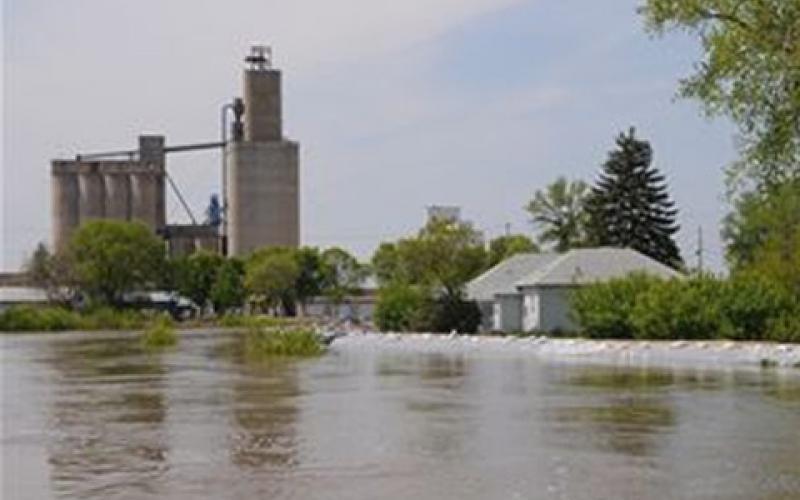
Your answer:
(2, 0), (737, 272)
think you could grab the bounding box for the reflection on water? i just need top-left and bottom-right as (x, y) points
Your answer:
(42, 336), (169, 499)
(228, 358), (300, 469)
(2, 331), (799, 500)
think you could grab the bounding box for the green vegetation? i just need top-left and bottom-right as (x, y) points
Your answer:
(525, 176), (589, 252)
(209, 258), (246, 313)
(171, 250), (225, 311)
(487, 235), (538, 267)
(374, 282), (431, 332)
(141, 315), (177, 348)
(585, 129), (683, 269)
(244, 325), (323, 358)
(640, 0), (800, 187)
(571, 274), (799, 342)
(245, 247), (301, 315)
(371, 219), (486, 333)
(0, 306), (149, 332)
(70, 220), (167, 306)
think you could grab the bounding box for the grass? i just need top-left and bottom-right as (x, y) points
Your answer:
(244, 325), (323, 358)
(141, 315), (178, 349)
(0, 306), (149, 332)
(217, 313), (297, 329)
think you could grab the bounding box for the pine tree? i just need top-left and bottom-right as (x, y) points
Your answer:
(586, 128), (683, 269)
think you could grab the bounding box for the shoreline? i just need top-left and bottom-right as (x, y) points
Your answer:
(3, 328), (800, 371)
(331, 332), (800, 371)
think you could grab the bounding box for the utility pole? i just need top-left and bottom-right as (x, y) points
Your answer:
(505, 222), (511, 237)
(696, 226), (704, 273)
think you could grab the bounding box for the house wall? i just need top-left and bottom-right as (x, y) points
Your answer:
(495, 294), (522, 333)
(476, 300), (494, 331)
(521, 291), (541, 332)
(521, 286), (576, 333)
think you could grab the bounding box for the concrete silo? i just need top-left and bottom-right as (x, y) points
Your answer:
(50, 136), (166, 249)
(51, 163), (80, 249)
(104, 170), (131, 220)
(226, 46), (300, 256)
(78, 166), (106, 221)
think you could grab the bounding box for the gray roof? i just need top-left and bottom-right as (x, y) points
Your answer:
(466, 253), (559, 301)
(515, 247), (682, 287)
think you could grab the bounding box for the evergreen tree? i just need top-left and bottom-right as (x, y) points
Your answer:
(586, 128), (683, 269)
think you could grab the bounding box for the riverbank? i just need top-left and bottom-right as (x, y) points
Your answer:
(330, 332), (800, 370)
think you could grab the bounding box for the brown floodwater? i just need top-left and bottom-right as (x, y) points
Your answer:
(2, 330), (800, 500)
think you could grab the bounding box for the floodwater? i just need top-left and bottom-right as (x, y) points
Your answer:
(2, 331), (800, 500)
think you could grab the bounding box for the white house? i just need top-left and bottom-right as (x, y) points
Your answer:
(467, 247), (682, 334)
(465, 253), (560, 331)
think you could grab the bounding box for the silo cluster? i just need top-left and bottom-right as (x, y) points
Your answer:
(50, 136), (166, 248)
(49, 47), (301, 257)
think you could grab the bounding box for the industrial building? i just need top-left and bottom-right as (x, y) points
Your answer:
(50, 46), (299, 257)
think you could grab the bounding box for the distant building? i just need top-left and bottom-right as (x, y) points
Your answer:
(427, 205), (461, 225)
(467, 247), (683, 333)
(49, 46), (300, 258)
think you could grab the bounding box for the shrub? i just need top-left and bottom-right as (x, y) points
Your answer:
(718, 274), (795, 340)
(374, 283), (432, 332)
(631, 276), (726, 340)
(217, 314), (292, 329)
(766, 313), (800, 343)
(570, 273), (661, 339)
(142, 315), (177, 348)
(428, 295), (482, 334)
(0, 306), (150, 332)
(0, 306), (81, 331)
(244, 326), (323, 357)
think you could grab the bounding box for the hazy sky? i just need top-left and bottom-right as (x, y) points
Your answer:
(2, 0), (737, 271)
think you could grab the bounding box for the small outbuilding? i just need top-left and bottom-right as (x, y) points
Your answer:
(467, 247), (682, 334)
(466, 253), (560, 331)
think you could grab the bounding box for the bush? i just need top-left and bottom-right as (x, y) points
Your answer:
(142, 315), (177, 348)
(718, 274), (795, 340)
(570, 273), (661, 339)
(217, 314), (293, 329)
(571, 273), (799, 342)
(767, 313), (800, 343)
(0, 306), (150, 332)
(374, 283), (432, 332)
(244, 326), (323, 357)
(428, 295), (482, 334)
(630, 276), (726, 340)
(0, 306), (80, 331)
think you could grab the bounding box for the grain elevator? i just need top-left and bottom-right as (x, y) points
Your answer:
(50, 46), (300, 257)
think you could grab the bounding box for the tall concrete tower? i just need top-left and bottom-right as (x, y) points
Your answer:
(226, 46), (300, 256)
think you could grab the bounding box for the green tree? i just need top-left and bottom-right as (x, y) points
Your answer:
(487, 234), (538, 267)
(402, 219), (487, 299)
(245, 248), (300, 315)
(68, 220), (166, 306)
(26, 243), (77, 304)
(210, 258), (246, 313)
(525, 177), (589, 252)
(725, 180), (800, 295)
(320, 247), (367, 316)
(371, 242), (406, 286)
(370, 220), (487, 332)
(639, 0), (800, 188)
(293, 247), (326, 314)
(586, 129), (684, 269)
(172, 250), (224, 310)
